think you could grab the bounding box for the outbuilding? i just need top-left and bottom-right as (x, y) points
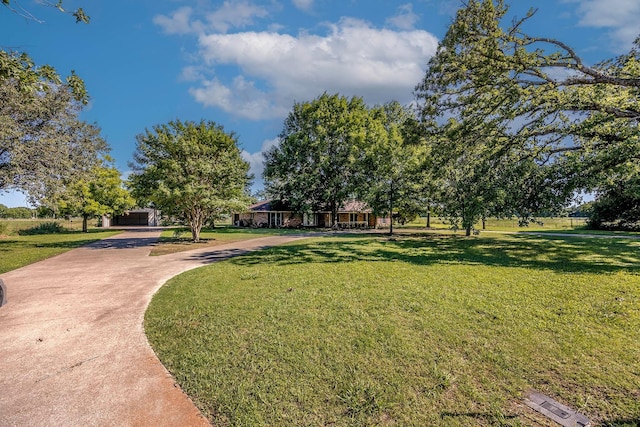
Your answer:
(102, 208), (160, 227)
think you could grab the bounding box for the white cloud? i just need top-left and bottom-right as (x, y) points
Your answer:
(153, 7), (194, 35)
(292, 0), (314, 12)
(241, 138), (280, 180)
(386, 3), (419, 30)
(154, 1), (269, 35)
(206, 1), (269, 33)
(191, 18), (439, 120)
(571, 0), (640, 51)
(189, 76), (289, 120)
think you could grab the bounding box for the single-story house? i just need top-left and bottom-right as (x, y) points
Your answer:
(234, 200), (388, 229)
(102, 208), (161, 227)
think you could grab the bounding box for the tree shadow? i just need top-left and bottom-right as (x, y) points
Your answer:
(602, 418), (640, 427)
(227, 233), (640, 274)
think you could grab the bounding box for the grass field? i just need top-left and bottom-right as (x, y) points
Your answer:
(0, 219), (118, 274)
(146, 233), (640, 426)
(151, 226), (311, 255)
(402, 216), (590, 232)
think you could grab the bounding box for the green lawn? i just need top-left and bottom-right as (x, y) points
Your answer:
(151, 226), (313, 255)
(0, 220), (118, 273)
(145, 233), (640, 426)
(401, 216), (591, 232)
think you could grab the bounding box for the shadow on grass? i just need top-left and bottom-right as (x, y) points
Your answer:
(223, 233), (640, 274)
(602, 418), (640, 427)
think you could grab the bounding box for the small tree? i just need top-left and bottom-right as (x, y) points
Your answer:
(129, 120), (252, 242)
(58, 164), (135, 232)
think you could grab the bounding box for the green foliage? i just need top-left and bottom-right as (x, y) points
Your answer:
(588, 166), (640, 231)
(55, 163), (135, 232)
(0, 76), (104, 201)
(129, 119), (252, 242)
(1, 206), (33, 219)
(0, 222), (7, 235)
(17, 221), (66, 235)
(147, 234), (640, 426)
(264, 93), (372, 226)
(359, 101), (429, 235)
(415, 0), (640, 221)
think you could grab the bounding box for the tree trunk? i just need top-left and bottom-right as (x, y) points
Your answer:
(82, 214), (88, 233)
(465, 224), (471, 236)
(331, 201), (338, 227)
(482, 216), (486, 230)
(189, 208), (204, 242)
(426, 210), (431, 228)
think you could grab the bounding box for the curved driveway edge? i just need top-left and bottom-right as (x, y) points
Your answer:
(0, 229), (310, 427)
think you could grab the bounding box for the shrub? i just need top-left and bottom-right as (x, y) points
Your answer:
(18, 222), (67, 235)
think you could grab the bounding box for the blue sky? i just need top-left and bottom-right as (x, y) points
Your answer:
(1, 0), (639, 207)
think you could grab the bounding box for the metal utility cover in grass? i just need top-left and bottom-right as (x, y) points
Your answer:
(525, 391), (590, 427)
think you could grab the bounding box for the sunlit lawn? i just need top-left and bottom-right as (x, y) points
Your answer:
(146, 233), (640, 426)
(401, 216), (590, 232)
(150, 226), (313, 255)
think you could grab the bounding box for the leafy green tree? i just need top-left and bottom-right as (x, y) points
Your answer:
(57, 164), (135, 232)
(426, 119), (506, 236)
(415, 0), (639, 211)
(1, 79), (109, 204)
(129, 120), (252, 242)
(360, 101), (427, 235)
(587, 165), (640, 230)
(264, 93), (370, 226)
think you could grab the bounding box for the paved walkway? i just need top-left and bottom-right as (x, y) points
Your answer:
(0, 229), (310, 427)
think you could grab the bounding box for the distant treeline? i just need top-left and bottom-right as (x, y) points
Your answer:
(0, 204), (56, 219)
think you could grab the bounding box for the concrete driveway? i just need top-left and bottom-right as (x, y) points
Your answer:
(0, 228), (309, 427)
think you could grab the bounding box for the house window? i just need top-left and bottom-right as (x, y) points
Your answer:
(268, 212), (283, 227)
(349, 213), (358, 222)
(303, 213), (316, 226)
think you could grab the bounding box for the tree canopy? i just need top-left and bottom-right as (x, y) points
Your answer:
(359, 101), (427, 234)
(415, 0), (639, 227)
(264, 93), (372, 226)
(129, 120), (252, 242)
(57, 163), (135, 232)
(1, 1), (96, 205)
(0, 78), (107, 204)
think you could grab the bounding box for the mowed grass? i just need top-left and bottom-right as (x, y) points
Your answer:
(401, 216), (591, 232)
(151, 226), (310, 255)
(145, 233), (640, 426)
(0, 220), (119, 273)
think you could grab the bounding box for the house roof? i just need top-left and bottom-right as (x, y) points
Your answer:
(340, 200), (371, 213)
(248, 200), (292, 212)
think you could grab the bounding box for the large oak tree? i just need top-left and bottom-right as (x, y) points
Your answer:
(415, 0), (639, 224)
(264, 93), (371, 227)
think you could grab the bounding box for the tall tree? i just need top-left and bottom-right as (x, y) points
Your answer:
(1, 78), (107, 203)
(264, 93), (370, 226)
(57, 164), (135, 232)
(360, 101), (427, 235)
(415, 0), (639, 212)
(129, 120), (252, 242)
